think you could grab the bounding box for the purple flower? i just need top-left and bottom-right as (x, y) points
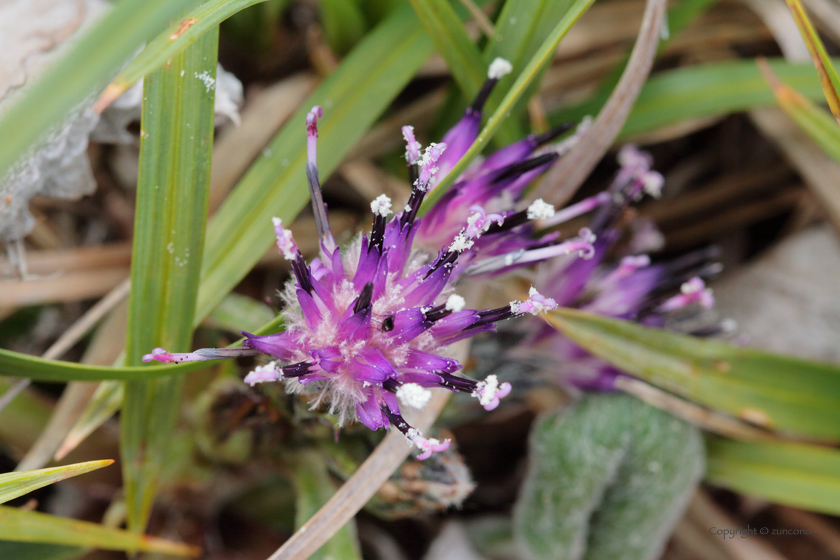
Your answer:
(512, 147), (727, 391)
(143, 79), (581, 459)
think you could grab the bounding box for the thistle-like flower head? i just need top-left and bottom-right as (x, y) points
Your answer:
(142, 65), (582, 459)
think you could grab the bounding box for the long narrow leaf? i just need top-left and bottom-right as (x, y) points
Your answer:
(0, 506), (198, 557)
(480, 0), (575, 144)
(96, 0), (269, 111)
(0, 0), (198, 178)
(122, 28), (218, 533)
(784, 0), (840, 123)
(760, 59), (840, 163)
(0, 460), (113, 504)
(545, 307), (840, 440)
(550, 58), (833, 139)
(707, 437), (840, 515)
(419, 0), (596, 212)
(408, 0), (486, 100)
(194, 4), (434, 323)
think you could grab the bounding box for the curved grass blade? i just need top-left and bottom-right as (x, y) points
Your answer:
(194, 4), (434, 323)
(550, 58), (832, 139)
(0, 460), (114, 504)
(0, 0), (198, 179)
(0, 506), (198, 557)
(419, 0), (597, 213)
(121, 28), (218, 533)
(545, 307), (840, 440)
(784, 0), (840, 123)
(0, 315), (285, 383)
(96, 0), (269, 111)
(707, 437), (840, 515)
(759, 58), (840, 163)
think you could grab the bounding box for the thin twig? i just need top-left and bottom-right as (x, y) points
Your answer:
(266, 391), (451, 560)
(533, 0), (668, 205)
(614, 377), (776, 441)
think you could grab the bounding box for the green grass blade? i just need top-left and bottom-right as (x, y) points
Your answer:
(550, 58), (832, 139)
(0, 460), (114, 505)
(0, 506), (198, 557)
(56, 382), (124, 461)
(707, 437), (840, 515)
(784, 0), (840, 123)
(97, 0), (268, 110)
(121, 29), (218, 533)
(292, 451), (363, 560)
(481, 0), (575, 143)
(545, 307), (840, 440)
(0, 541), (81, 560)
(205, 293), (275, 333)
(419, 0), (596, 212)
(0, 0), (199, 179)
(0, 349), (202, 382)
(760, 59), (840, 163)
(194, 4), (434, 323)
(0, 315), (285, 382)
(408, 0), (486, 101)
(319, 0), (368, 55)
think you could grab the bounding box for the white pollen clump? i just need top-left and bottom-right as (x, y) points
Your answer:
(194, 70), (216, 92)
(371, 194), (393, 216)
(488, 57), (513, 80)
(445, 294), (466, 312)
(396, 383), (432, 409)
(271, 216), (282, 227)
(527, 198), (555, 220)
(474, 375), (499, 406)
(449, 234), (474, 253)
(643, 172), (664, 198)
(244, 362), (280, 386)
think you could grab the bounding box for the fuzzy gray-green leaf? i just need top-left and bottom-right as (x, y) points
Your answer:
(514, 394), (704, 560)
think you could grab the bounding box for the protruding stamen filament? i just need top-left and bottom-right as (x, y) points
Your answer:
(657, 277), (714, 312)
(381, 407), (451, 460)
(244, 362), (281, 386)
(402, 126), (422, 165)
(143, 346), (260, 364)
(510, 287), (558, 316)
(471, 57), (512, 112)
(272, 217), (299, 260)
(472, 374), (512, 411)
(538, 192), (610, 229)
(305, 105), (335, 251)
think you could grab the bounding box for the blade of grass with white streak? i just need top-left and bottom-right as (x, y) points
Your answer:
(0, 460), (113, 504)
(0, 507), (198, 557)
(96, 0), (269, 111)
(0, 0), (199, 179)
(419, 0), (597, 212)
(194, 3), (434, 323)
(121, 29), (218, 533)
(545, 307), (840, 440)
(707, 437), (840, 515)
